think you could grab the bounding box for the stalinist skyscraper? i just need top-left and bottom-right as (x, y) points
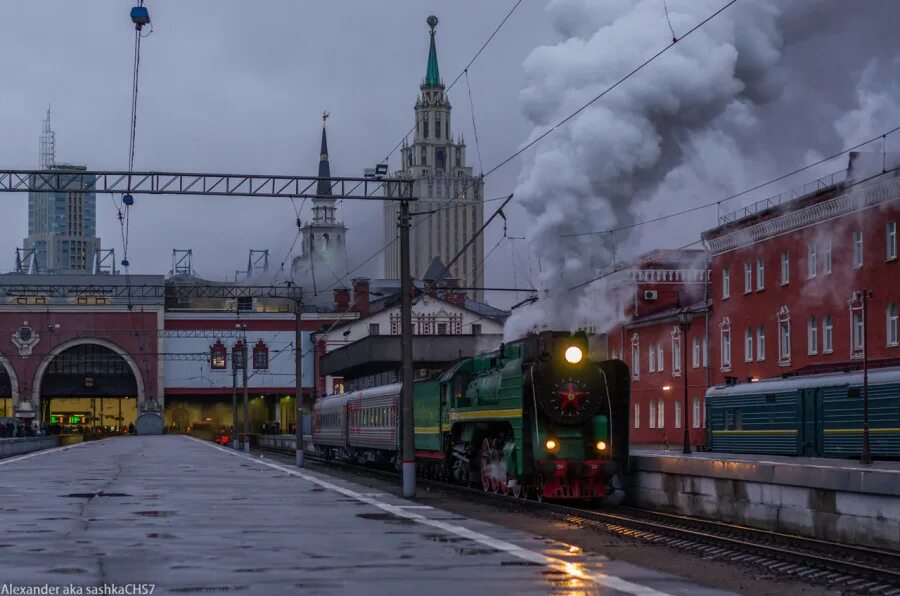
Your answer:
(384, 15), (484, 300)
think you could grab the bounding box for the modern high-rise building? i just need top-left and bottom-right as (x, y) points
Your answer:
(22, 110), (101, 274)
(24, 164), (100, 274)
(384, 15), (484, 301)
(293, 113), (348, 287)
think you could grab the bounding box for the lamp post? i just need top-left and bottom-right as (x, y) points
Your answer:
(236, 323), (249, 454)
(677, 312), (692, 454)
(850, 290), (873, 465)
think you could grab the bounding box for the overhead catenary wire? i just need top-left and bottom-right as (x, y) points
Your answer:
(560, 123), (900, 239)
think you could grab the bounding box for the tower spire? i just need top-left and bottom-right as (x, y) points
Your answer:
(317, 111), (331, 197)
(425, 15), (441, 87)
(40, 105), (55, 169)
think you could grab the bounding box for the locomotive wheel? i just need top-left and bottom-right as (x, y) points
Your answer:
(480, 438), (493, 492)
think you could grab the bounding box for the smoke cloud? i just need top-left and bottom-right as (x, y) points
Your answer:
(504, 0), (900, 340)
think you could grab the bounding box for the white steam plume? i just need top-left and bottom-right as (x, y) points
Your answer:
(504, 0), (816, 340)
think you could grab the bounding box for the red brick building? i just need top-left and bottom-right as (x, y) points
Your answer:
(607, 160), (900, 448)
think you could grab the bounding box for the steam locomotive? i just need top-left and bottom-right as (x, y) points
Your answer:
(312, 331), (630, 501)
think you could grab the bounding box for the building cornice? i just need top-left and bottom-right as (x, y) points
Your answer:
(707, 175), (900, 256)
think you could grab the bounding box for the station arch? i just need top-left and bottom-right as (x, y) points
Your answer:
(31, 338), (145, 429)
(0, 352), (19, 418)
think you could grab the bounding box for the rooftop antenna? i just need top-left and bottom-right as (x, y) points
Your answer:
(39, 105), (55, 169)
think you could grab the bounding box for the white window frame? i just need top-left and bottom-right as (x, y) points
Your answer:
(824, 240), (832, 274)
(719, 317), (732, 371)
(671, 327), (682, 375)
(852, 311), (864, 357)
(702, 335), (708, 368)
(807, 242), (817, 279)
(692, 336), (700, 368)
(889, 303), (899, 347)
(649, 399), (657, 429)
(722, 267), (730, 299)
(853, 230), (863, 269)
(648, 344), (656, 373)
(634, 402), (640, 429)
(756, 257), (765, 291)
(657, 399), (665, 429)
(808, 315), (818, 355)
(887, 222), (897, 261)
(823, 314), (833, 353)
(674, 401), (682, 429)
(744, 261), (752, 294)
(692, 397), (701, 429)
(780, 251), (790, 285)
(657, 343), (664, 373)
(631, 333), (640, 379)
(777, 305), (791, 366)
(744, 327), (753, 363)
(757, 324), (766, 361)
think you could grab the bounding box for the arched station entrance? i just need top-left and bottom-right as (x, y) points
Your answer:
(35, 341), (142, 434)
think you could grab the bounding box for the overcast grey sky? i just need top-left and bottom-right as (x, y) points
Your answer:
(0, 0), (549, 289)
(1, 1), (899, 317)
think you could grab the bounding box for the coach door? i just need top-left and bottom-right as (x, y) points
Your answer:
(800, 389), (822, 456)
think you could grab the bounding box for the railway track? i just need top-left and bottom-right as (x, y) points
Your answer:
(252, 444), (900, 593)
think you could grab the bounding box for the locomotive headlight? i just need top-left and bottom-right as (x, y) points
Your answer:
(564, 346), (583, 364)
(545, 439), (558, 451)
(596, 441), (607, 451)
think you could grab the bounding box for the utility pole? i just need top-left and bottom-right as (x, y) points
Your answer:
(242, 331), (250, 454)
(231, 354), (239, 449)
(399, 199), (415, 498)
(861, 290), (873, 465)
(678, 312), (692, 454)
(295, 294), (304, 468)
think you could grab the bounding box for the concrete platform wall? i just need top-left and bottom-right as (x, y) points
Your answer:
(257, 434), (313, 452)
(0, 436), (59, 458)
(630, 453), (900, 551)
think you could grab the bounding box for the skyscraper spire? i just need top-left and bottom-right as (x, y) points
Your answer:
(39, 105), (56, 169)
(425, 15), (441, 87)
(317, 111), (331, 197)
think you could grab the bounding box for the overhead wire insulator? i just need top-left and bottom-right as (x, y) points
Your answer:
(130, 6), (150, 30)
(122, 194), (135, 206)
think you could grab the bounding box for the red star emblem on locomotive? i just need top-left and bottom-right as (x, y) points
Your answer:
(556, 382), (585, 411)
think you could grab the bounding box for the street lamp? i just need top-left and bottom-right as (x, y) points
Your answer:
(677, 311), (692, 455)
(236, 323), (249, 453)
(849, 290), (874, 465)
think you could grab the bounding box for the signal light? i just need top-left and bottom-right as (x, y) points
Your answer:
(596, 441), (607, 451)
(564, 346), (583, 364)
(545, 439), (558, 451)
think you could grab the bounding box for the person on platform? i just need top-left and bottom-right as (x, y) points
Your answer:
(128, 422), (136, 434)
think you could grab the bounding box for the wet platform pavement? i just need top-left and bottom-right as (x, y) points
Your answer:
(0, 436), (735, 595)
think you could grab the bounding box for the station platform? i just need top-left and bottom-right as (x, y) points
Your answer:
(630, 449), (900, 549)
(0, 436), (729, 595)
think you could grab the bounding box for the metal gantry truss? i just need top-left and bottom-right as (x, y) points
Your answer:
(0, 283), (303, 300)
(1, 169), (414, 201)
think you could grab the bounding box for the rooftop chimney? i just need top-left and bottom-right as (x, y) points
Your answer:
(352, 277), (370, 317)
(333, 288), (350, 312)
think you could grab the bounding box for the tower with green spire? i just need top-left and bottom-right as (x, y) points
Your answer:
(384, 15), (485, 301)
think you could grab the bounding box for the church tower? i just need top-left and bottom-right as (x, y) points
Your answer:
(384, 15), (485, 301)
(293, 113), (348, 285)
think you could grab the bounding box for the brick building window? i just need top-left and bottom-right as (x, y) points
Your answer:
(722, 267), (730, 299)
(823, 314), (834, 353)
(657, 344), (664, 372)
(853, 230), (863, 268)
(692, 337), (700, 368)
(807, 316), (818, 355)
(719, 317), (732, 371)
(777, 306), (791, 366)
(756, 257), (765, 290)
(757, 325), (766, 361)
(780, 251), (790, 285)
(744, 261), (752, 294)
(807, 242), (817, 279)
(887, 222), (897, 261)
(657, 399), (665, 429)
(888, 303), (898, 347)
(634, 403), (640, 429)
(631, 333), (640, 379)
(702, 336), (709, 367)
(671, 327), (682, 375)
(851, 311), (864, 357)
(744, 328), (753, 362)
(648, 344), (656, 373)
(675, 401), (682, 429)
(692, 397), (701, 428)
(649, 399), (656, 429)
(824, 240), (832, 274)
